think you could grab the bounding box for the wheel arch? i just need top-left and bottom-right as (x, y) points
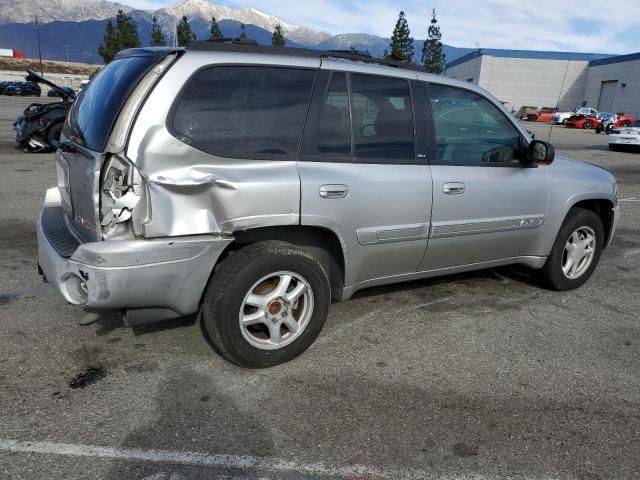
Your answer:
(569, 198), (615, 249)
(211, 225), (346, 303)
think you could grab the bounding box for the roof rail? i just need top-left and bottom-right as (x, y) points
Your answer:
(186, 41), (430, 74)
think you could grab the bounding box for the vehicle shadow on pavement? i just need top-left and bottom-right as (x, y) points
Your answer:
(103, 367), (277, 480)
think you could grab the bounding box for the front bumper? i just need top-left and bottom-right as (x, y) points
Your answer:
(37, 188), (233, 317)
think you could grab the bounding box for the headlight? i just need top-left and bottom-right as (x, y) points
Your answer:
(100, 154), (149, 239)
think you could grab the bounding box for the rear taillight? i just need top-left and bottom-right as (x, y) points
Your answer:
(100, 154), (149, 239)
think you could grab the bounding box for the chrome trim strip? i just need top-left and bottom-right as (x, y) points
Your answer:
(431, 215), (545, 238)
(357, 223), (429, 245)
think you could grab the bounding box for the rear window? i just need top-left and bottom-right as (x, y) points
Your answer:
(63, 55), (161, 152)
(170, 66), (316, 158)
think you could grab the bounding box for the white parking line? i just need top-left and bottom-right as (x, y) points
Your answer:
(0, 438), (564, 479)
(619, 197), (639, 202)
(0, 438), (415, 479)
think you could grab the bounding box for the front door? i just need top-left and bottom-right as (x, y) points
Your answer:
(419, 83), (550, 271)
(298, 64), (432, 289)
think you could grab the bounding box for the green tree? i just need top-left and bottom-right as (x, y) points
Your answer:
(98, 19), (118, 63)
(150, 15), (166, 46)
(177, 15), (196, 46)
(98, 9), (140, 64)
(387, 11), (414, 63)
(239, 23), (247, 39)
(209, 16), (223, 39)
(421, 9), (446, 74)
(272, 24), (285, 47)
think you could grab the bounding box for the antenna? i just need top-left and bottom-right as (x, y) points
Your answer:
(548, 59), (570, 142)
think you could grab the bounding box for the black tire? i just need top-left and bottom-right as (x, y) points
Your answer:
(540, 208), (604, 291)
(595, 126), (602, 134)
(46, 122), (63, 147)
(583, 120), (593, 129)
(621, 121), (631, 127)
(561, 119), (567, 126)
(609, 144), (618, 151)
(202, 241), (331, 368)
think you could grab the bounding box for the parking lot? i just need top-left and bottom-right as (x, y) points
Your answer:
(0, 94), (639, 480)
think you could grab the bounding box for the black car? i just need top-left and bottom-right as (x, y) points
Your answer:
(0, 81), (18, 95)
(47, 86), (75, 97)
(5, 81), (41, 96)
(13, 70), (75, 152)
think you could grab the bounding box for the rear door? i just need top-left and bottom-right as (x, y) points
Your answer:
(298, 63), (432, 289)
(418, 82), (549, 271)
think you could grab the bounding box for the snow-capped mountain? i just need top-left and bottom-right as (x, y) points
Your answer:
(0, 0), (132, 23)
(157, 0), (331, 45)
(0, 0), (471, 65)
(0, 0), (331, 45)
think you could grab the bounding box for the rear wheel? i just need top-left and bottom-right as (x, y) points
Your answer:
(583, 120), (593, 129)
(621, 120), (631, 127)
(202, 241), (330, 368)
(540, 208), (603, 291)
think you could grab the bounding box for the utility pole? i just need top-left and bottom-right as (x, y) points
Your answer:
(64, 44), (70, 63)
(35, 16), (44, 75)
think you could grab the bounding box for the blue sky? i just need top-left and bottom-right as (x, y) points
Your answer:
(127, 0), (640, 54)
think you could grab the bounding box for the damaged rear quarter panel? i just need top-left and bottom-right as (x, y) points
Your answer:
(126, 51), (319, 238)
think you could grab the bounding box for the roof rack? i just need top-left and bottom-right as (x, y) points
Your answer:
(186, 40), (430, 74)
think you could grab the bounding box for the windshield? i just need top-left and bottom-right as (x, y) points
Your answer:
(63, 55), (161, 152)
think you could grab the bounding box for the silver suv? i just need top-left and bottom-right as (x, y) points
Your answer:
(37, 42), (619, 367)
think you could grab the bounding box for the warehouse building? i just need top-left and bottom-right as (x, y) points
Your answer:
(445, 49), (640, 118)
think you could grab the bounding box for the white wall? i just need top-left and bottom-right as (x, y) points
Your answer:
(445, 56), (482, 85)
(585, 59), (640, 119)
(477, 56), (590, 112)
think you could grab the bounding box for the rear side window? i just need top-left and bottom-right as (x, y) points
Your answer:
(64, 55), (161, 152)
(314, 72), (351, 155)
(350, 74), (414, 162)
(171, 66), (316, 158)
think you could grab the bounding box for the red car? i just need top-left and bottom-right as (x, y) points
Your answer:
(525, 108), (558, 122)
(611, 114), (636, 127)
(565, 114), (599, 129)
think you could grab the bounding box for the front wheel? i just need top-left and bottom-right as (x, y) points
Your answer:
(583, 120), (593, 129)
(540, 208), (604, 291)
(202, 241), (330, 368)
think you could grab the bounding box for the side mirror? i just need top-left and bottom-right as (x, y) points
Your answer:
(526, 140), (555, 166)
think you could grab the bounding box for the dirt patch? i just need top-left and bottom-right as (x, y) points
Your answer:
(0, 57), (99, 75)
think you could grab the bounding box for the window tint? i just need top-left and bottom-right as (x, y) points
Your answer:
(428, 84), (522, 166)
(314, 72), (351, 155)
(64, 55), (160, 152)
(172, 66), (315, 158)
(350, 74), (415, 162)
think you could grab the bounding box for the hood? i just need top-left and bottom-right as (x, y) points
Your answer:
(24, 69), (76, 101)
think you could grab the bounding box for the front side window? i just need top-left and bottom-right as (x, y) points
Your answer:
(350, 74), (415, 162)
(428, 84), (522, 166)
(171, 66), (316, 158)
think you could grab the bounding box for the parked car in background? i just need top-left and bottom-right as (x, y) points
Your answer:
(47, 87), (75, 98)
(565, 112), (600, 129)
(4, 81), (41, 96)
(37, 44), (619, 367)
(525, 108), (558, 122)
(553, 107), (598, 125)
(515, 106), (538, 120)
(609, 120), (640, 151)
(13, 70), (75, 152)
(0, 81), (14, 94)
(596, 113), (637, 134)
